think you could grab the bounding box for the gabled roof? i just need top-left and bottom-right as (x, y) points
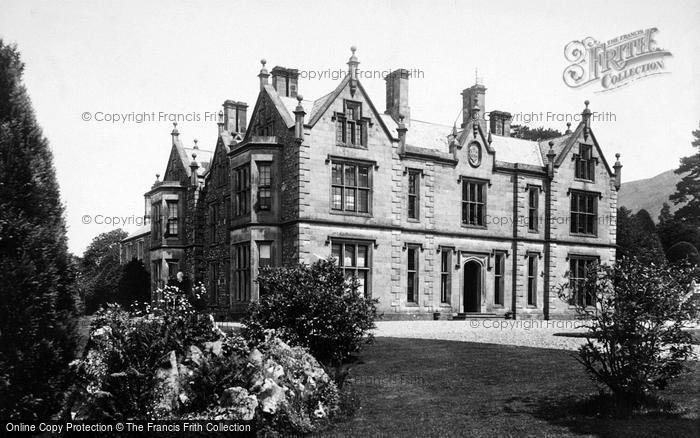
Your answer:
(122, 224), (150, 242)
(171, 133), (213, 177)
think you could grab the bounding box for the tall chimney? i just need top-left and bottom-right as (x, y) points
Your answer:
(385, 69), (410, 124)
(461, 83), (486, 130)
(271, 66), (299, 98)
(222, 101), (248, 134)
(489, 110), (512, 137)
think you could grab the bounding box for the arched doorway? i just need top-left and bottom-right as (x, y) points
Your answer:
(463, 260), (481, 312)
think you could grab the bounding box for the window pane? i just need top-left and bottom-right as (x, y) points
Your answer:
(407, 248), (416, 271)
(332, 244), (342, 264)
(357, 245), (368, 267)
(259, 243), (271, 259)
(332, 164), (343, 184)
(345, 165), (356, 186)
(358, 189), (369, 213)
(358, 270), (367, 295)
(344, 244), (355, 267)
(345, 188), (356, 211)
(358, 166), (369, 187)
(332, 187), (343, 210)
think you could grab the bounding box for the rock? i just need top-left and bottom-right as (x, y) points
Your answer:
(248, 348), (263, 366)
(151, 351), (180, 417)
(257, 378), (287, 414)
(221, 387), (258, 421)
(203, 340), (223, 357)
(185, 345), (203, 366)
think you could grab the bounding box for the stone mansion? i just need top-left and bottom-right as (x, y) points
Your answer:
(120, 47), (622, 320)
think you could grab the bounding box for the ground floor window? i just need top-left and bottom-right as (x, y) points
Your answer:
(234, 243), (251, 301)
(527, 254), (538, 306)
(494, 253), (505, 306)
(440, 250), (451, 304)
(569, 256), (597, 306)
(407, 246), (419, 303)
(208, 262), (217, 305)
(331, 240), (371, 297)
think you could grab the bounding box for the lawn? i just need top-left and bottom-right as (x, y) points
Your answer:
(320, 337), (700, 437)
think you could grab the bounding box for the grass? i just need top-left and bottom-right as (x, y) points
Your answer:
(318, 337), (700, 437)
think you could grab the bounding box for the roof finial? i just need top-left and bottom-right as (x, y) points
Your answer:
(193, 139), (199, 149)
(171, 122), (179, 136)
(155, 173), (160, 181)
(565, 122), (572, 134)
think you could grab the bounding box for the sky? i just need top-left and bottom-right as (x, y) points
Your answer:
(1, 0), (698, 255)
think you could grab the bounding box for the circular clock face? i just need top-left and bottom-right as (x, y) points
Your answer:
(468, 142), (481, 167)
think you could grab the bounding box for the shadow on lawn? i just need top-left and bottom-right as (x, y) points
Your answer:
(529, 394), (700, 438)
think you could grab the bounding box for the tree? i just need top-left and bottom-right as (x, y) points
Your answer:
(511, 125), (563, 141)
(80, 229), (128, 313)
(658, 202), (673, 226)
(117, 259), (151, 308)
(559, 258), (699, 414)
(657, 215), (700, 253)
(616, 207), (665, 264)
(0, 40), (79, 420)
(670, 123), (700, 224)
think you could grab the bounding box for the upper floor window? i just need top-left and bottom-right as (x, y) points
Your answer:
(332, 241), (371, 297)
(152, 203), (162, 240)
(166, 200), (179, 237)
(494, 252), (505, 306)
(336, 101), (367, 147)
(408, 170), (420, 220)
(569, 256), (597, 307)
(462, 179), (486, 227)
(233, 164), (251, 216)
(331, 162), (371, 214)
(257, 162), (272, 211)
(528, 187), (539, 232)
(575, 144), (595, 181)
(570, 190), (597, 236)
(208, 203), (218, 242)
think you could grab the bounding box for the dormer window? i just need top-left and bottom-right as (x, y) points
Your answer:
(575, 144), (595, 181)
(335, 100), (368, 148)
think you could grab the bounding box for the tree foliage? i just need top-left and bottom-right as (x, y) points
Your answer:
(666, 241), (700, 266)
(0, 40), (79, 420)
(79, 229), (128, 313)
(616, 207), (665, 264)
(243, 259), (378, 366)
(117, 259), (151, 308)
(511, 125), (563, 141)
(670, 122), (700, 224)
(559, 257), (699, 414)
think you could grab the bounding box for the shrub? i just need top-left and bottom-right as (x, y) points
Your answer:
(666, 241), (700, 266)
(558, 257), (700, 414)
(243, 258), (378, 367)
(71, 286), (340, 434)
(116, 259), (151, 308)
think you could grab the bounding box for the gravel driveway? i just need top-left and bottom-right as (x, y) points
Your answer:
(374, 320), (700, 356)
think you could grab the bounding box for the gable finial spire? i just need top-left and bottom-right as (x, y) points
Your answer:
(347, 46), (360, 96)
(171, 122), (179, 136)
(258, 58), (269, 90)
(193, 139), (198, 149)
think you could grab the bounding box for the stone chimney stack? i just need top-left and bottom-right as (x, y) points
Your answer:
(489, 110), (512, 137)
(385, 69), (410, 124)
(461, 83), (486, 129)
(271, 66), (299, 98)
(222, 100), (248, 134)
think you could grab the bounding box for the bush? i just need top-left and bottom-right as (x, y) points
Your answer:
(71, 286), (340, 434)
(666, 241), (700, 266)
(243, 258), (378, 367)
(559, 257), (700, 414)
(116, 259), (151, 308)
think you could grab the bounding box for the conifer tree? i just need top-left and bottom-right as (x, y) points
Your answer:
(0, 40), (79, 420)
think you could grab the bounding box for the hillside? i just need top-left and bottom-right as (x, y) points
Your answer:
(618, 169), (684, 220)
